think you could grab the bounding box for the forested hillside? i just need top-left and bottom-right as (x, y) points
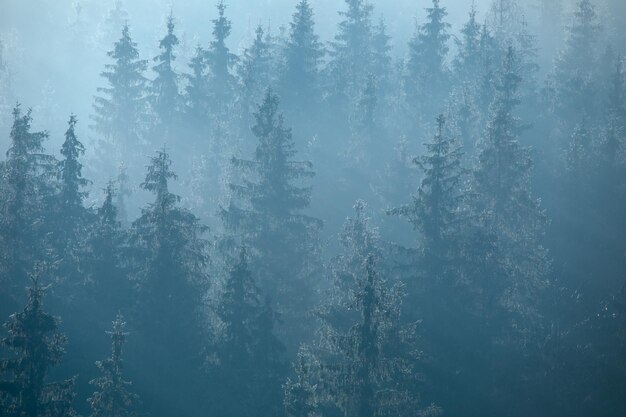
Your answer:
(0, 1), (625, 416)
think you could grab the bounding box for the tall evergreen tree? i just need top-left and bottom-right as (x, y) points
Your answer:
(208, 249), (285, 417)
(0, 106), (55, 311)
(453, 3), (482, 83)
(239, 25), (273, 119)
(206, 1), (237, 110)
(307, 256), (426, 417)
(390, 114), (466, 285)
(92, 24), (148, 160)
(220, 89), (321, 342)
(549, 0), (600, 124)
(151, 12), (180, 129)
(184, 45), (210, 132)
(0, 271), (77, 417)
(405, 0), (451, 123)
(328, 0), (373, 108)
(88, 314), (139, 417)
(283, 349), (319, 417)
(85, 182), (129, 313)
(282, 0), (323, 110)
(129, 149), (209, 417)
(473, 46), (548, 318)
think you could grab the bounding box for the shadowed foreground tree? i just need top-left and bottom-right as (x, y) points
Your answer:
(0, 271), (77, 417)
(208, 249), (285, 417)
(88, 314), (139, 417)
(129, 149), (209, 417)
(220, 89), (322, 339)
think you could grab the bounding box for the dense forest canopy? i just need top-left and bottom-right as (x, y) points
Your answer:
(1, 0), (625, 416)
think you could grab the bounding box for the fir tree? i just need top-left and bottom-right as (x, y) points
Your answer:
(310, 256), (426, 417)
(332, 200), (381, 297)
(220, 89), (321, 338)
(53, 114), (90, 262)
(328, 0), (373, 106)
(85, 182), (129, 313)
(208, 249), (286, 417)
(0, 106), (55, 310)
(88, 314), (139, 417)
(284, 349), (319, 417)
(129, 149), (209, 416)
(0, 271), (77, 417)
(405, 0), (451, 122)
(239, 25), (273, 118)
(473, 46), (548, 318)
(206, 1), (237, 109)
(453, 2), (482, 83)
(282, 0), (323, 109)
(550, 0), (601, 123)
(92, 24), (148, 158)
(389, 114), (466, 284)
(184, 45), (210, 130)
(151, 12), (180, 129)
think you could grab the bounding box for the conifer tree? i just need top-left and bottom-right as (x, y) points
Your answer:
(88, 314), (139, 417)
(453, 3), (481, 83)
(206, 1), (237, 110)
(550, 0), (600, 123)
(151, 12), (180, 129)
(310, 256), (425, 417)
(85, 182), (129, 313)
(239, 25), (273, 118)
(284, 349), (319, 417)
(328, 0), (373, 107)
(208, 249), (285, 417)
(371, 17), (392, 89)
(473, 46), (548, 317)
(92, 24), (148, 158)
(0, 106), (55, 309)
(282, 0), (323, 110)
(184, 45), (210, 131)
(53, 114), (90, 259)
(332, 200), (381, 296)
(0, 271), (77, 417)
(390, 114), (466, 284)
(220, 89), (321, 337)
(405, 0), (451, 123)
(129, 149), (209, 416)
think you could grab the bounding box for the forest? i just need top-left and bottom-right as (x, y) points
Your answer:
(0, 0), (625, 416)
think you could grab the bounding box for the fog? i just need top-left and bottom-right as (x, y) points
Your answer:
(0, 0), (625, 416)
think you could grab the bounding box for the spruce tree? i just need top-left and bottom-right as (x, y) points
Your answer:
(0, 106), (55, 310)
(92, 24), (148, 159)
(328, 0), (373, 107)
(53, 114), (90, 263)
(220, 89), (321, 340)
(473, 46), (548, 318)
(282, 0), (323, 110)
(239, 25), (273, 118)
(309, 256), (425, 417)
(88, 314), (139, 417)
(0, 271), (77, 417)
(405, 0), (451, 124)
(550, 0), (600, 123)
(208, 249), (285, 417)
(453, 3), (482, 83)
(206, 1), (237, 110)
(284, 349), (319, 417)
(151, 12), (180, 129)
(129, 149), (209, 416)
(184, 45), (210, 131)
(85, 182), (129, 313)
(389, 114), (466, 285)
